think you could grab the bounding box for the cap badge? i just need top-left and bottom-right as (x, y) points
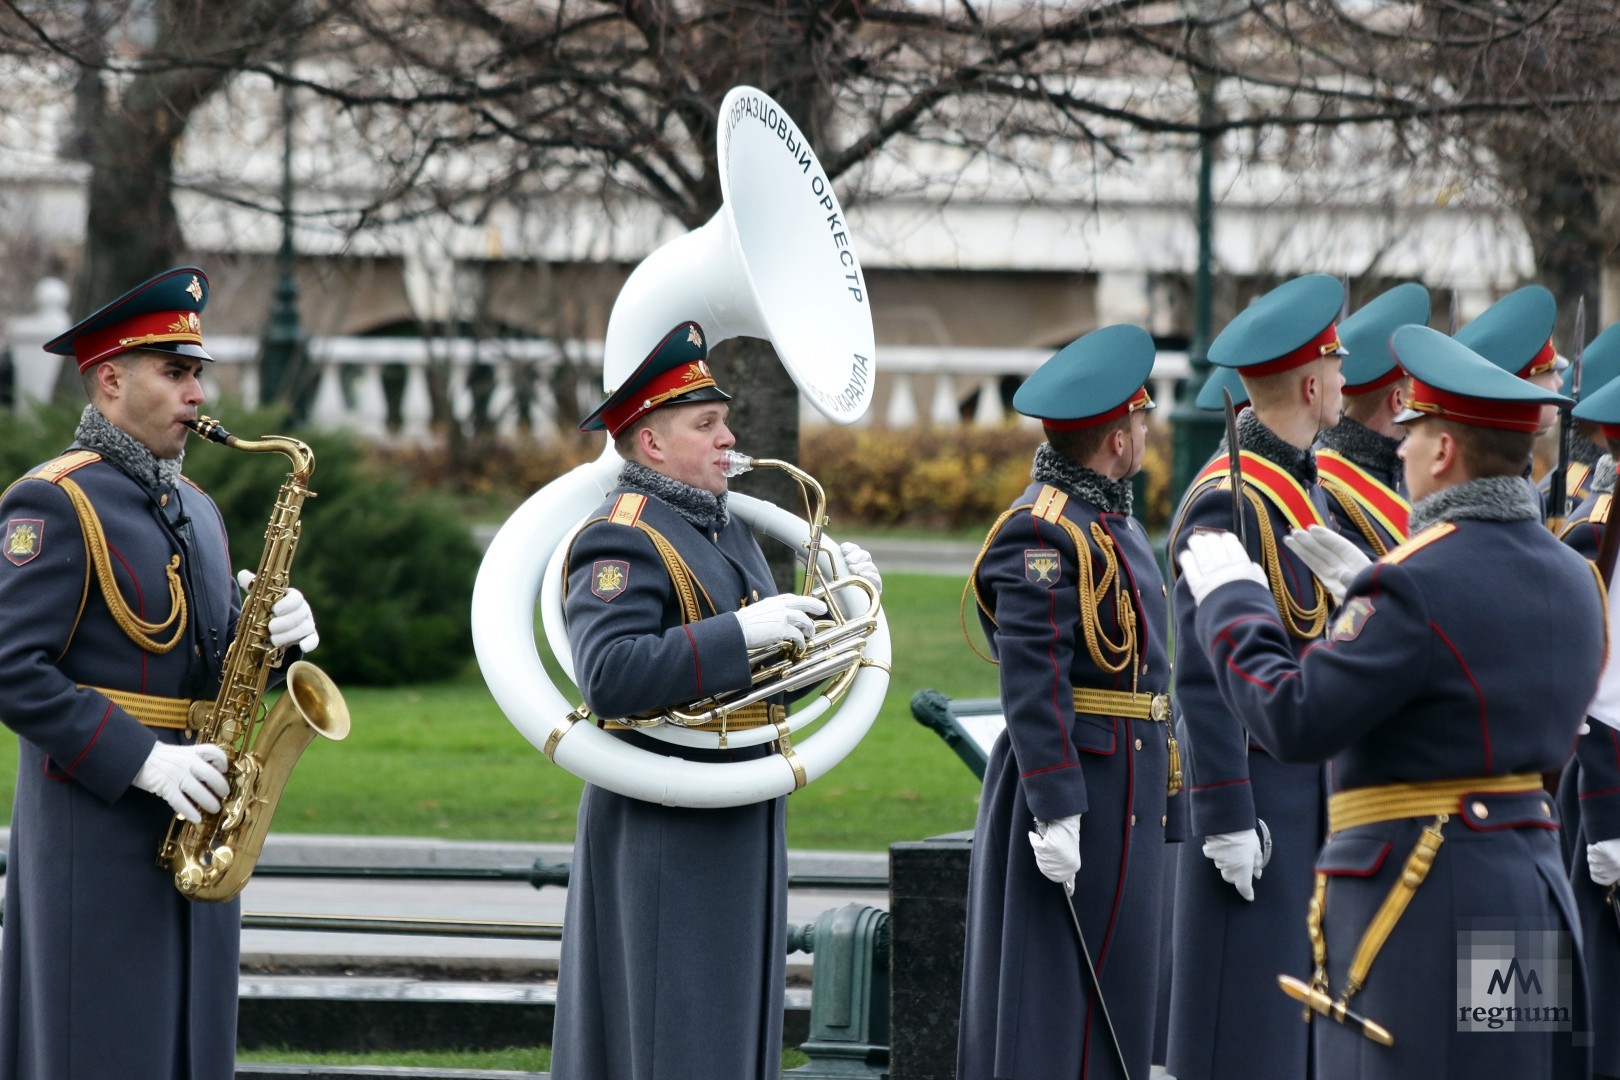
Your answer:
(186, 276), (203, 303)
(687, 326), (703, 347)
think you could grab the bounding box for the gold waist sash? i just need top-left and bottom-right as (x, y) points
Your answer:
(82, 684), (195, 730)
(1071, 687), (1171, 723)
(1328, 773), (1543, 833)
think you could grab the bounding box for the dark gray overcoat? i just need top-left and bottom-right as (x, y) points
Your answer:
(1195, 505), (1602, 1078)
(1166, 422), (1331, 1080)
(957, 479), (1177, 1079)
(0, 449), (241, 1080)
(552, 484), (788, 1080)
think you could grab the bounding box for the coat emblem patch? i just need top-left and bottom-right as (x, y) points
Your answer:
(4, 519), (42, 566)
(1025, 550), (1061, 588)
(1331, 596), (1375, 642)
(592, 559), (630, 601)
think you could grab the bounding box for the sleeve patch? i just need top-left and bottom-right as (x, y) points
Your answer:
(1025, 549), (1062, 587)
(4, 518), (43, 566)
(1330, 596), (1375, 642)
(591, 559), (630, 600)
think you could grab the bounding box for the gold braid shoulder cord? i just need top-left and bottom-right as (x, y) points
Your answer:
(1238, 484), (1331, 640)
(58, 476), (187, 654)
(962, 503), (1136, 674)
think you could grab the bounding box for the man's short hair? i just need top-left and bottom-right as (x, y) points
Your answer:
(1435, 418), (1535, 478)
(80, 353), (133, 401)
(1046, 412), (1132, 464)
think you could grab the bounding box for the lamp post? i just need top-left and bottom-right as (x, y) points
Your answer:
(260, 73), (305, 414)
(1169, 15), (1226, 503)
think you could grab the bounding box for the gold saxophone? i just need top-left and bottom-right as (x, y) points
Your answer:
(157, 416), (351, 902)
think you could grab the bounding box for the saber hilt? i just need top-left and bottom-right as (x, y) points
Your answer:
(1278, 974), (1394, 1046)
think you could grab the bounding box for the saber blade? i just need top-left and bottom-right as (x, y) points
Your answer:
(1222, 387), (1246, 546)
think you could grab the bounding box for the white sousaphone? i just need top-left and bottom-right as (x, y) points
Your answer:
(471, 86), (890, 808)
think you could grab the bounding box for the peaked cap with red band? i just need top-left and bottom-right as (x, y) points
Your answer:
(579, 321), (731, 437)
(1209, 273), (1346, 377)
(1572, 358), (1620, 444)
(1012, 323), (1156, 431)
(45, 267), (213, 373)
(1338, 282), (1430, 394)
(1393, 325), (1569, 433)
(1453, 284), (1566, 380)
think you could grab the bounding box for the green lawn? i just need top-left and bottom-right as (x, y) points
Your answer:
(0, 573), (996, 852)
(238, 1045), (813, 1070)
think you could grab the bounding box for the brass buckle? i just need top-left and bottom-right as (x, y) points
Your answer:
(1150, 694), (1171, 723)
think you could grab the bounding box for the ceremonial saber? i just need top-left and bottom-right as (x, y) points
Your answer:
(1222, 387), (1246, 545)
(1035, 820), (1132, 1079)
(1549, 296), (1585, 530)
(1278, 974), (1394, 1047)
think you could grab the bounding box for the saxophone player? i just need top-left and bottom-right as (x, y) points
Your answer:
(0, 267), (319, 1080)
(549, 322), (880, 1080)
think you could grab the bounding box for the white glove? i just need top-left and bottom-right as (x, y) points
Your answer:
(238, 569), (320, 653)
(1282, 524), (1371, 606)
(1590, 839), (1620, 887)
(839, 542), (882, 592)
(133, 742), (230, 824)
(1178, 530), (1266, 605)
(1028, 814), (1082, 896)
(734, 593), (828, 651)
(1203, 827), (1266, 901)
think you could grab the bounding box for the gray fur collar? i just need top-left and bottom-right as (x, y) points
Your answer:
(73, 404), (183, 490)
(619, 460), (729, 532)
(1573, 432), (1606, 468)
(1238, 408), (1317, 486)
(1317, 417), (1401, 482)
(1592, 455), (1616, 496)
(1031, 442), (1133, 516)
(1408, 475), (1540, 533)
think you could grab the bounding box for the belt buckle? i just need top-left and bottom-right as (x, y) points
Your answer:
(1149, 694), (1171, 723)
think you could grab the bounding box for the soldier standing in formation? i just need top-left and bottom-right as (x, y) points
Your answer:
(1557, 366), (1620, 1080)
(1549, 322), (1620, 524)
(0, 267), (320, 1080)
(552, 321), (879, 1080)
(957, 325), (1179, 1080)
(1178, 325), (1603, 1078)
(1452, 285), (1566, 517)
(1165, 273), (1344, 1080)
(1314, 283), (1430, 558)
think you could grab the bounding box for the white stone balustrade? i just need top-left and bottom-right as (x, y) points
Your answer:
(10, 326), (1192, 437)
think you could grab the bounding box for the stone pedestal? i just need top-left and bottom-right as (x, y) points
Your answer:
(888, 833), (972, 1080)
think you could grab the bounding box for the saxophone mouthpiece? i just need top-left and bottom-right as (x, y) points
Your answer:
(188, 416), (233, 446)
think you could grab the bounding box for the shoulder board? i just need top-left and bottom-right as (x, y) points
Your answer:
(1594, 494), (1613, 528)
(606, 492), (647, 528)
(32, 450), (101, 485)
(1032, 485), (1069, 524)
(180, 475), (207, 494)
(1380, 521), (1456, 565)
